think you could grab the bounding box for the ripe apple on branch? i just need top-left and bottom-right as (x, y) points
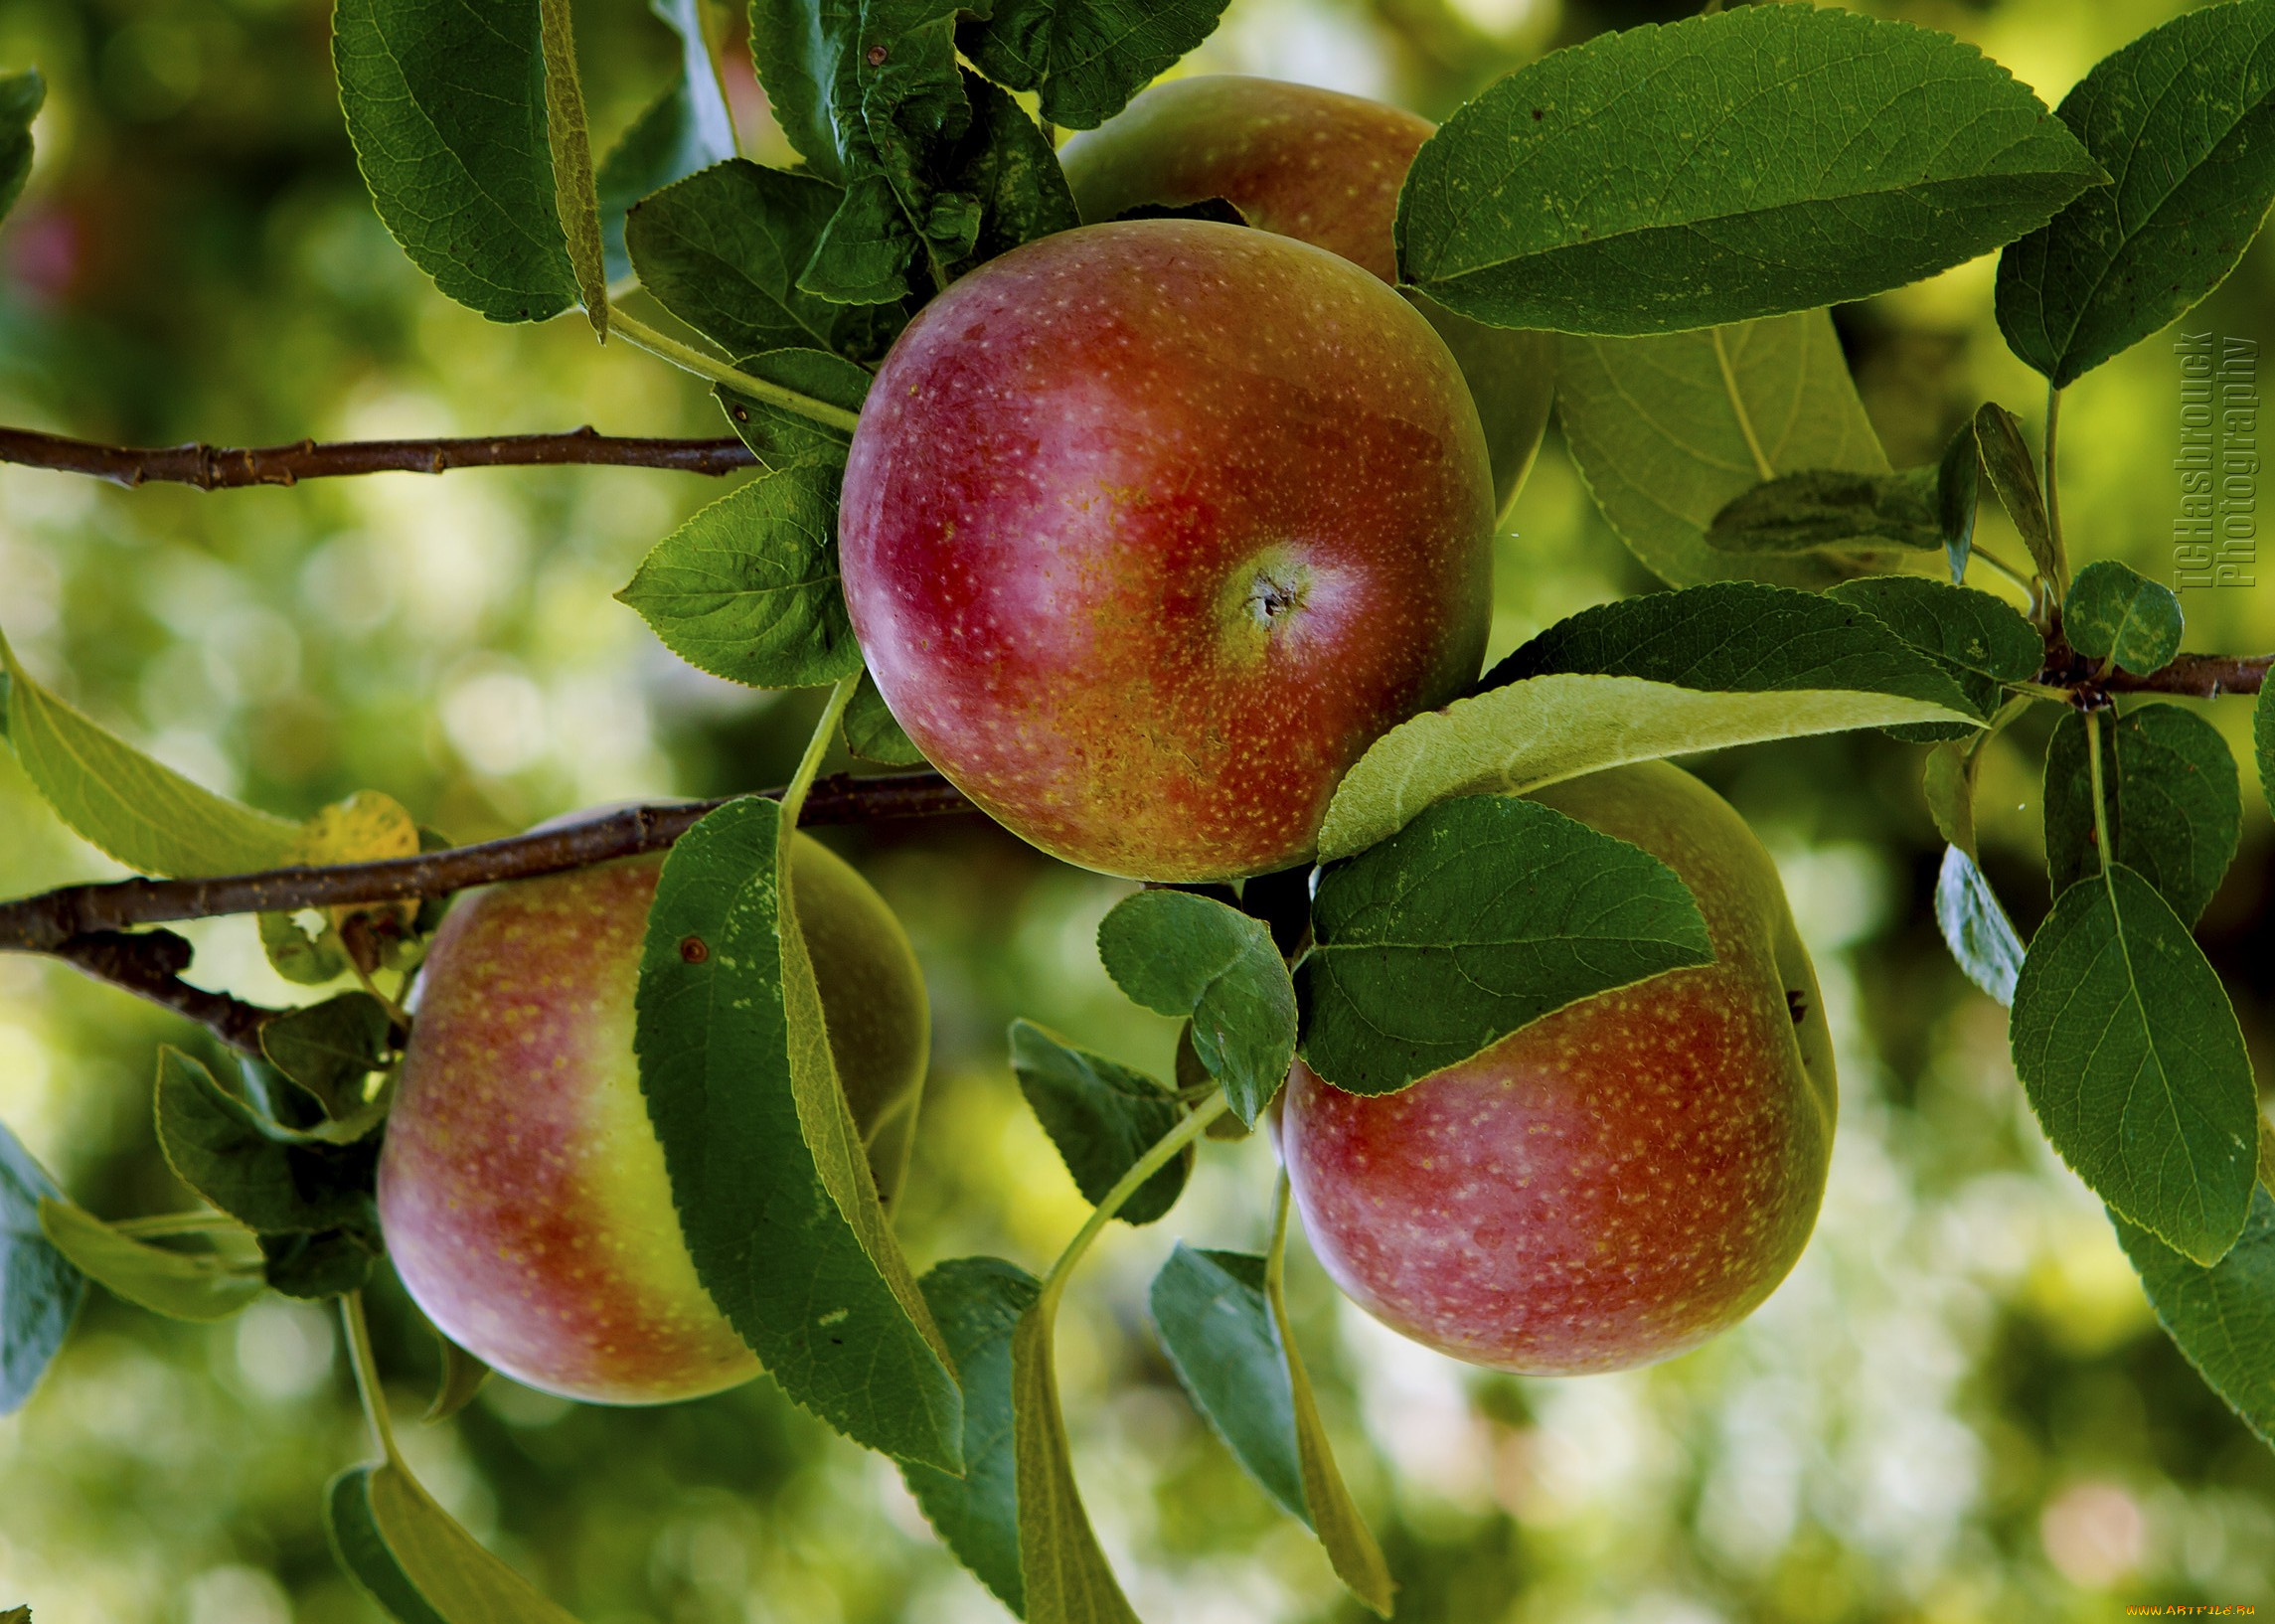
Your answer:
(1, 2), (2273, 1621)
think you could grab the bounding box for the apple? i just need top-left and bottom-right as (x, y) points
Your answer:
(839, 218), (1496, 883)
(376, 833), (929, 1405)
(1280, 761), (1837, 1375)
(1057, 74), (1554, 516)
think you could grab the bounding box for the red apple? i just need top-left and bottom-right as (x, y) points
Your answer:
(839, 219), (1495, 882)
(1281, 761), (1837, 1374)
(377, 834), (928, 1405)
(1057, 74), (1554, 515)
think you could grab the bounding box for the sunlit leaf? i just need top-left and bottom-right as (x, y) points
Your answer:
(1095, 891), (1295, 1126)
(1008, 1022), (1191, 1225)
(38, 1200), (262, 1323)
(2064, 559), (2185, 675)
(1934, 846), (2025, 1007)
(2113, 1186), (2275, 1447)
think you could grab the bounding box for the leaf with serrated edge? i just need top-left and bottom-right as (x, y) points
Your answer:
(1321, 675), (1974, 863)
(1934, 847), (2025, 1007)
(898, 1258), (1039, 1614)
(154, 1049), (379, 1235)
(1998, 2), (2275, 388)
(1706, 467), (1941, 556)
(2113, 1186), (2275, 1447)
(331, 1460), (582, 1623)
(2064, 560), (2185, 676)
(2009, 862), (2258, 1264)
(262, 993), (396, 1123)
(1148, 1246), (1305, 1523)
(1395, 6), (2100, 335)
(615, 465), (861, 690)
(716, 348), (871, 472)
(1009, 1022), (1191, 1224)
(2, 626), (299, 876)
(634, 796), (959, 1468)
(843, 670), (926, 765)
(1824, 578), (2043, 683)
(627, 160), (860, 356)
(38, 1200), (262, 1323)
(1923, 742), (1978, 860)
(1555, 313), (1894, 588)
(1302, 795), (1713, 1096)
(2258, 677), (2275, 817)
(537, 0), (606, 331)
(0, 69), (41, 223)
(1012, 1303), (1140, 1624)
(333, 0), (577, 323)
(2044, 707), (2240, 925)
(0, 1121), (82, 1415)
(957, 0), (1232, 129)
(1095, 891), (1295, 1126)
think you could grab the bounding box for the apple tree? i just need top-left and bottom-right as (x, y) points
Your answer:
(0, 2), (2272, 1619)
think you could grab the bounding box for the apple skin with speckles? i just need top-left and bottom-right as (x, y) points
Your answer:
(1058, 74), (1555, 516)
(1281, 761), (1838, 1375)
(377, 834), (928, 1405)
(839, 219), (1495, 883)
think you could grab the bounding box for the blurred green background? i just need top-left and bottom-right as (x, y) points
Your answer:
(1, 0), (2272, 1619)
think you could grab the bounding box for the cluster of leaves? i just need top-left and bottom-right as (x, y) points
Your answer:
(6, 0), (2275, 1621)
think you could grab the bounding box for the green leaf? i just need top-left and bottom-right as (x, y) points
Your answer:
(2044, 706), (2240, 924)
(328, 1461), (583, 1624)
(153, 1049), (381, 1236)
(2258, 676), (2275, 817)
(1939, 417), (1982, 584)
(634, 795), (960, 1469)
(333, 0), (579, 323)
(260, 993), (397, 1126)
(615, 464), (861, 690)
(0, 69), (42, 223)
(423, 1329), (491, 1424)
(1394, 6), (2101, 336)
(1826, 574), (2044, 743)
(1825, 577), (2044, 684)
(1319, 671), (1980, 863)
(0, 1121), (83, 1413)
(747, 4), (1074, 301)
(898, 1257), (1040, 1616)
(2009, 862), (2259, 1264)
(1008, 1022), (1191, 1225)
(843, 670), (926, 765)
(1266, 1205), (1391, 1617)
(2064, 559), (2185, 675)
(537, 0), (606, 331)
(1706, 467), (1942, 556)
(2113, 1185), (2275, 1448)
(1554, 313), (1895, 588)
(716, 348), (871, 471)
(1011, 1302), (1140, 1624)
(1934, 846), (2025, 1007)
(1997, 0), (2275, 388)
(625, 160), (881, 358)
(259, 1226), (381, 1300)
(1, 626), (300, 876)
(1147, 1246), (1305, 1523)
(1301, 794), (1714, 1096)
(597, 0), (735, 285)
(957, 0), (1230, 130)
(38, 1200), (263, 1323)
(1924, 738), (1981, 859)
(1095, 892), (1296, 1127)
(1972, 403), (2063, 590)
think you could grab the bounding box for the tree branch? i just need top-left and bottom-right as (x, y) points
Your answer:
(0, 424), (755, 489)
(47, 930), (277, 1056)
(0, 772), (971, 953)
(2037, 644), (2272, 701)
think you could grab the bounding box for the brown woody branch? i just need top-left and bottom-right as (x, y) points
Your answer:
(2036, 644), (2272, 701)
(0, 424), (755, 488)
(2, 772), (973, 1056)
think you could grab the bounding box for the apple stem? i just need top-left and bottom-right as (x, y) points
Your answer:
(607, 311), (865, 437)
(340, 1290), (405, 1467)
(1039, 1090), (1229, 1307)
(1264, 1169), (1294, 1299)
(778, 676), (862, 834)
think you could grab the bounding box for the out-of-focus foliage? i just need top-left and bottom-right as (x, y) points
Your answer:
(0, 1), (2270, 1621)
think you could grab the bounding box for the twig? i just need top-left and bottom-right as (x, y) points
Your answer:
(44, 930), (276, 1056)
(0, 772), (970, 954)
(2037, 644), (2273, 701)
(0, 424), (754, 489)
